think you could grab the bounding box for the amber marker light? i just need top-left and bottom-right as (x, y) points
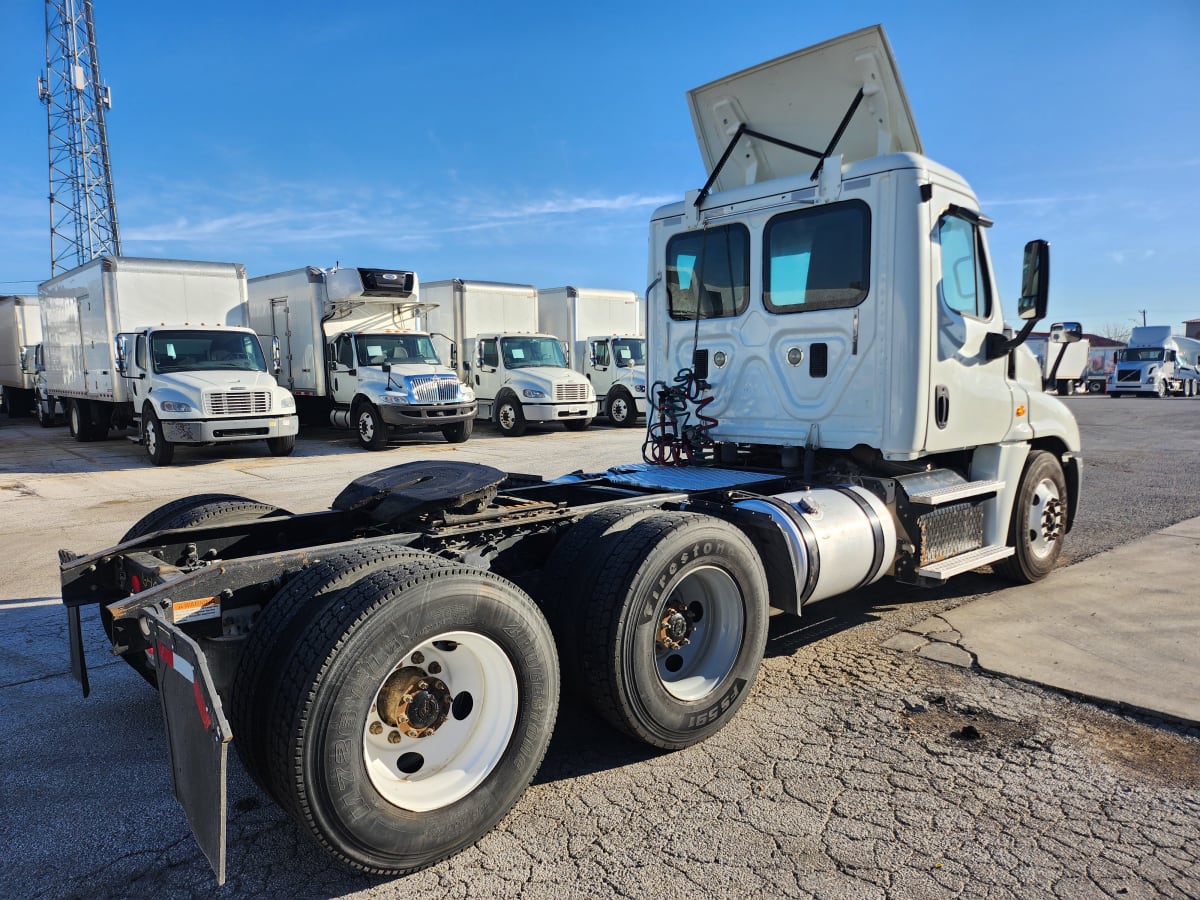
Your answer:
(1016, 405), (1026, 417)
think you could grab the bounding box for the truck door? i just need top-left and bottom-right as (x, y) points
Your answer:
(329, 334), (358, 406)
(270, 299), (293, 390)
(475, 338), (501, 403)
(588, 339), (612, 394)
(923, 191), (1014, 452)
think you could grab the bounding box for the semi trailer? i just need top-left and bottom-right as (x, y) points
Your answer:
(537, 286), (647, 426)
(39, 257), (299, 465)
(247, 266), (477, 448)
(424, 279), (597, 435)
(58, 26), (1081, 885)
(0, 294), (41, 417)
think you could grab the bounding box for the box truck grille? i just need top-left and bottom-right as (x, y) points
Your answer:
(555, 383), (590, 402)
(205, 390), (272, 416)
(1116, 369), (1141, 383)
(408, 376), (460, 403)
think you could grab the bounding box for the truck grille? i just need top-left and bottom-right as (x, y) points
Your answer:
(1116, 369), (1141, 383)
(205, 390), (272, 416)
(408, 376), (460, 403)
(555, 383), (590, 402)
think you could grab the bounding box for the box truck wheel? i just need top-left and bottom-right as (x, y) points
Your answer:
(577, 511), (769, 749)
(354, 401), (389, 451)
(263, 561), (559, 875)
(2, 386), (32, 418)
(1087, 380), (1103, 394)
(441, 418), (473, 444)
(111, 494), (291, 686)
(995, 450), (1067, 584)
(266, 434), (296, 456)
(494, 393), (526, 437)
(563, 417), (591, 431)
(142, 409), (175, 465)
(230, 545), (450, 796)
(36, 395), (56, 427)
(607, 387), (638, 427)
(68, 399), (92, 442)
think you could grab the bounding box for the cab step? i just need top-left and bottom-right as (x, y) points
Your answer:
(906, 479), (1004, 506)
(916, 544), (1014, 582)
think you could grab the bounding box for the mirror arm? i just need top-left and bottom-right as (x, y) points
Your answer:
(985, 318), (1039, 360)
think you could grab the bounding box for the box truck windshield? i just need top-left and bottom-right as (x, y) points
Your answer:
(355, 333), (442, 366)
(150, 330), (267, 373)
(612, 338), (646, 367)
(500, 337), (567, 369)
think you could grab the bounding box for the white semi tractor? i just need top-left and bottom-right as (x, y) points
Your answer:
(0, 294), (40, 417)
(537, 286), (647, 427)
(57, 27), (1081, 885)
(247, 266), (477, 448)
(424, 279), (596, 435)
(1108, 325), (1200, 398)
(39, 257), (299, 465)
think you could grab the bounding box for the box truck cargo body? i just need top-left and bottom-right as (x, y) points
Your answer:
(58, 26), (1083, 886)
(1109, 326), (1200, 397)
(424, 279), (597, 435)
(0, 294), (41, 417)
(38, 257), (298, 464)
(537, 287), (647, 426)
(247, 266), (476, 448)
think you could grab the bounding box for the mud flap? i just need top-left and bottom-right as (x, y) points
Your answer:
(143, 607), (231, 885)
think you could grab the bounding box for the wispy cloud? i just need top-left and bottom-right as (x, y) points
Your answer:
(1108, 249), (1157, 265)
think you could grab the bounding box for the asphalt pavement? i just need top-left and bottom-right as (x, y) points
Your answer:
(885, 515), (1200, 724)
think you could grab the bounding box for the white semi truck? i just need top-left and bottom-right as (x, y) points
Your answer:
(247, 266), (477, 448)
(39, 257), (299, 465)
(1108, 325), (1200, 398)
(57, 27), (1081, 885)
(0, 294), (40, 417)
(424, 279), (596, 435)
(537, 286), (647, 427)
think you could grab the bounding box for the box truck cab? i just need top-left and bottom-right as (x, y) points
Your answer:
(247, 267), (477, 449)
(1109, 325), (1200, 398)
(424, 279), (597, 436)
(537, 287), (647, 427)
(0, 294), (41, 418)
(39, 257), (299, 465)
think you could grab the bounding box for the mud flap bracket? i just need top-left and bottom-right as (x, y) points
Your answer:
(143, 607), (231, 885)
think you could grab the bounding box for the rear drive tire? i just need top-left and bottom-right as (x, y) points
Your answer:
(264, 562), (559, 875)
(68, 399), (91, 442)
(267, 434), (296, 456)
(143, 409), (175, 465)
(577, 511), (769, 749)
(442, 419), (473, 444)
(355, 402), (389, 450)
(994, 450), (1067, 583)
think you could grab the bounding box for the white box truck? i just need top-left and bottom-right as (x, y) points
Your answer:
(424, 279), (597, 435)
(247, 266), (477, 449)
(39, 257), (299, 465)
(58, 27), (1083, 885)
(0, 294), (41, 417)
(1108, 325), (1200, 397)
(537, 286), (647, 426)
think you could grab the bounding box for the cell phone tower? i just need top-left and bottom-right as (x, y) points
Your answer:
(37, 0), (121, 276)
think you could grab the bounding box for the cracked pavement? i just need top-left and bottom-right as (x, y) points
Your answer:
(1, 400), (1199, 898)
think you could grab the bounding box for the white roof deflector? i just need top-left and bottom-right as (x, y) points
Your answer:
(687, 25), (922, 198)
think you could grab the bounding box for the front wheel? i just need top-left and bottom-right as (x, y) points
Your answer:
(494, 395), (526, 437)
(1156, 380), (1168, 398)
(995, 450), (1067, 583)
(355, 402), (389, 450)
(562, 417), (591, 432)
(143, 409), (175, 465)
(36, 396), (56, 427)
(1087, 380), (1103, 395)
(607, 387), (638, 427)
(267, 434), (296, 456)
(577, 511), (769, 749)
(442, 418), (473, 444)
(266, 562), (559, 875)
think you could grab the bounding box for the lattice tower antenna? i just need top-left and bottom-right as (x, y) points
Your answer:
(37, 0), (121, 276)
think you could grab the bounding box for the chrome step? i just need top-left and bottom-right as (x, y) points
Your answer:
(917, 544), (1014, 582)
(907, 479), (1004, 505)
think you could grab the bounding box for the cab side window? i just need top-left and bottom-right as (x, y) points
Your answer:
(591, 340), (610, 368)
(135, 334), (148, 369)
(336, 334), (355, 368)
(480, 339), (499, 369)
(938, 215), (992, 319)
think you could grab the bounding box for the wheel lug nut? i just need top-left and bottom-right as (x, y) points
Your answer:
(369, 722), (382, 735)
(428, 662), (442, 674)
(411, 652), (424, 664)
(388, 730), (402, 744)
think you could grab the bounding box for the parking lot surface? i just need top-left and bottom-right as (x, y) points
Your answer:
(1, 400), (1198, 898)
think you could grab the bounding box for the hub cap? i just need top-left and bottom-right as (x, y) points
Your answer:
(652, 566), (744, 702)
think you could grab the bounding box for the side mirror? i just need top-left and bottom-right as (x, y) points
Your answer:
(1049, 322), (1082, 344)
(1017, 239), (1050, 321)
(19, 346), (32, 374)
(113, 334), (129, 376)
(271, 336), (283, 375)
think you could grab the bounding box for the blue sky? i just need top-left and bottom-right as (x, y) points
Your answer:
(1, 1), (1197, 334)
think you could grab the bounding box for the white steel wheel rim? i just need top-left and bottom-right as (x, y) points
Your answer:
(145, 420), (159, 453)
(358, 410), (376, 442)
(653, 565), (744, 702)
(611, 397), (628, 421)
(1026, 477), (1064, 561)
(362, 630), (518, 812)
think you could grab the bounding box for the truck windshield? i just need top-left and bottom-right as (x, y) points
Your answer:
(356, 333), (442, 366)
(1116, 348), (1164, 362)
(612, 338), (646, 367)
(150, 330), (267, 373)
(500, 337), (567, 369)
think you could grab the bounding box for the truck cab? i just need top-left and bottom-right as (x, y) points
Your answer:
(582, 334), (647, 426)
(1109, 326), (1200, 398)
(473, 331), (596, 436)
